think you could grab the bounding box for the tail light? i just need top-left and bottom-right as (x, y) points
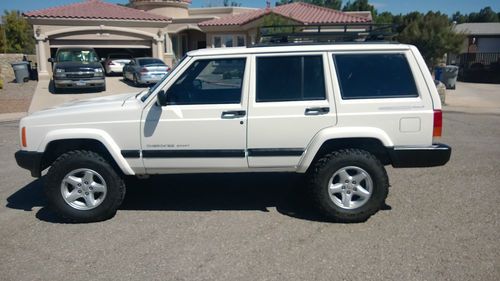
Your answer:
(140, 68), (149, 73)
(21, 127), (27, 147)
(107, 61), (115, 66)
(433, 109), (442, 138)
(166, 67), (171, 72)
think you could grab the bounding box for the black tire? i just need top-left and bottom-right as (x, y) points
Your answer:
(308, 149), (389, 223)
(44, 150), (126, 223)
(53, 84), (61, 94)
(100, 84), (106, 92)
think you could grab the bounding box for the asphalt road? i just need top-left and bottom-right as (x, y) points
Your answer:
(0, 112), (498, 281)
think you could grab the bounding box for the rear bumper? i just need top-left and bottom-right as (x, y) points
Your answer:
(388, 143), (451, 168)
(15, 150), (43, 177)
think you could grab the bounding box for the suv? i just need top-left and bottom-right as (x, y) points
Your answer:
(15, 43), (451, 223)
(49, 47), (106, 93)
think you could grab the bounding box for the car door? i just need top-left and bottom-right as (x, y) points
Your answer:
(141, 56), (249, 173)
(246, 52), (337, 168)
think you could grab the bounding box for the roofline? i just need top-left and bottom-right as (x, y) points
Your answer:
(23, 15), (172, 22)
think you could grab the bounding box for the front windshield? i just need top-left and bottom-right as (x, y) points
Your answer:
(57, 49), (99, 62)
(140, 55), (188, 102)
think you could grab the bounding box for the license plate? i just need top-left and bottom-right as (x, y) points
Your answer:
(76, 81), (86, 86)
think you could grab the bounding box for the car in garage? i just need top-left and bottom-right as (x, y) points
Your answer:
(103, 53), (133, 75)
(123, 57), (170, 86)
(49, 47), (106, 93)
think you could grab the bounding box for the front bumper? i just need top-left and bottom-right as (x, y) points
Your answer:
(388, 143), (451, 168)
(15, 150), (44, 177)
(54, 78), (105, 88)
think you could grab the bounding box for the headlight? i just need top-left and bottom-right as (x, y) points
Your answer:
(55, 68), (65, 73)
(94, 68), (103, 73)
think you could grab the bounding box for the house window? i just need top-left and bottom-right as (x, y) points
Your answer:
(212, 34), (246, 48)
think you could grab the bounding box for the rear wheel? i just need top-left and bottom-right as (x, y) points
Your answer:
(44, 150), (126, 223)
(308, 149), (389, 223)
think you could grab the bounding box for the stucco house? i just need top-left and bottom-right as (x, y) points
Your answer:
(449, 22), (500, 83)
(24, 0), (372, 78)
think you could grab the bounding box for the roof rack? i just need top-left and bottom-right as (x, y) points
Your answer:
(256, 23), (398, 46)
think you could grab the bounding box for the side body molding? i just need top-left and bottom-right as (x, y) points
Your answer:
(296, 126), (394, 173)
(37, 128), (135, 175)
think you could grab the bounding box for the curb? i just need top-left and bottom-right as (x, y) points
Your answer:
(0, 112), (27, 122)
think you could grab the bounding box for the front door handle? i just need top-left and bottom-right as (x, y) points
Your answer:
(305, 107), (330, 115)
(221, 110), (246, 119)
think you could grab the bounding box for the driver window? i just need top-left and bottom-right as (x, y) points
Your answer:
(166, 58), (246, 105)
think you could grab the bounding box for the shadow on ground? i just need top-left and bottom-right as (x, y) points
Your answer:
(6, 173), (385, 223)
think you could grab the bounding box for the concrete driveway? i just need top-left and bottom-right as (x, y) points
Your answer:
(444, 82), (500, 114)
(28, 76), (147, 113)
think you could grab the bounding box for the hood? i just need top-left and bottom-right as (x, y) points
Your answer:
(28, 93), (139, 121)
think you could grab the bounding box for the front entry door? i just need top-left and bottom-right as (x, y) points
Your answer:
(141, 56), (249, 173)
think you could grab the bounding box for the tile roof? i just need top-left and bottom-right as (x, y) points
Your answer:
(199, 2), (371, 27)
(24, 0), (171, 22)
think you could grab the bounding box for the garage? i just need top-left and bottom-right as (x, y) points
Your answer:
(24, 0), (171, 77)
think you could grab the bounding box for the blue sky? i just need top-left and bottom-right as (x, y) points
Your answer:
(1, 0), (499, 15)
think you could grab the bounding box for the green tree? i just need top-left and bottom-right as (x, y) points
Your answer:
(397, 11), (465, 68)
(342, 0), (377, 19)
(276, 0), (343, 10)
(1, 10), (35, 54)
(375, 11), (393, 24)
(469, 6), (499, 22)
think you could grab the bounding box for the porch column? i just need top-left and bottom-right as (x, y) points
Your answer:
(36, 37), (49, 77)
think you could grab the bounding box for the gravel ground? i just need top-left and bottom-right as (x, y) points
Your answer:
(0, 112), (499, 281)
(0, 80), (37, 114)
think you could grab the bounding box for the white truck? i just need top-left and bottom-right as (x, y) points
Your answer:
(15, 43), (451, 223)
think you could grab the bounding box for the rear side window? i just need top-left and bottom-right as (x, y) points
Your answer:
(334, 54), (418, 99)
(256, 55), (326, 102)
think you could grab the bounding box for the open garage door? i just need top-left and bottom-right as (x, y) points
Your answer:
(50, 39), (153, 59)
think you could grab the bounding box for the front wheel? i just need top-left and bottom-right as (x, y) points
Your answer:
(44, 150), (126, 223)
(308, 149), (389, 223)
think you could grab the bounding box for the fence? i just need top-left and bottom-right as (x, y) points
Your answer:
(452, 52), (500, 83)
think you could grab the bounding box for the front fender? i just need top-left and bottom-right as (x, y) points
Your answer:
(37, 128), (135, 175)
(297, 126), (394, 173)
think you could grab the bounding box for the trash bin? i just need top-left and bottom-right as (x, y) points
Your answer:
(11, 61), (30, 83)
(439, 65), (459, 90)
(434, 66), (444, 81)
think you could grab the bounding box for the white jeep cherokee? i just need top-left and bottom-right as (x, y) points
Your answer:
(15, 43), (451, 223)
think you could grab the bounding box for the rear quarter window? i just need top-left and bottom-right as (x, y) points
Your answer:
(334, 53), (419, 99)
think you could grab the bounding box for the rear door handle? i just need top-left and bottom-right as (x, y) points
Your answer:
(221, 110), (246, 119)
(305, 107), (330, 115)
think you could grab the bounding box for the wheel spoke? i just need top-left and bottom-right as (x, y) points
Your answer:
(83, 171), (94, 184)
(329, 183), (344, 194)
(90, 182), (106, 193)
(337, 169), (351, 182)
(352, 172), (367, 183)
(354, 185), (370, 198)
(65, 190), (82, 203)
(63, 176), (82, 187)
(341, 192), (352, 208)
(83, 193), (97, 207)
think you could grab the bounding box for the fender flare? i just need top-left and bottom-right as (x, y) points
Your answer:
(297, 126), (393, 173)
(37, 128), (135, 175)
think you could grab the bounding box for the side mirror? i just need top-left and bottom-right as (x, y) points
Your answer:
(156, 90), (167, 106)
(48, 58), (54, 63)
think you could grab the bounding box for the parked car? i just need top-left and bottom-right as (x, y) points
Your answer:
(16, 43), (451, 223)
(48, 47), (105, 93)
(103, 53), (133, 75)
(123, 57), (170, 86)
